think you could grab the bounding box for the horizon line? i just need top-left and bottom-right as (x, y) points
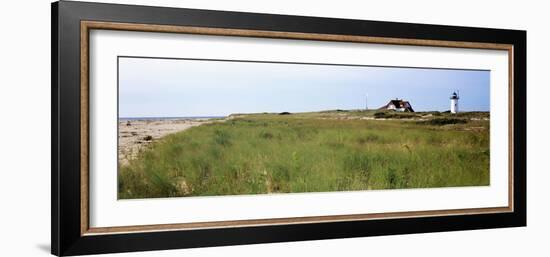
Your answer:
(119, 109), (490, 119)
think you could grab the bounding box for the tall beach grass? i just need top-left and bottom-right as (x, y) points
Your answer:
(118, 112), (489, 199)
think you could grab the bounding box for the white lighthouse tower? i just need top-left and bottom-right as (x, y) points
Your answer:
(450, 91), (459, 113)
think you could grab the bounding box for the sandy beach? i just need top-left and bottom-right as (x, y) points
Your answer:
(118, 118), (221, 166)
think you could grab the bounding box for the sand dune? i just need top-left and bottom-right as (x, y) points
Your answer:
(118, 118), (220, 166)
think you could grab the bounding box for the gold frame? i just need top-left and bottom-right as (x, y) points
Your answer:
(80, 20), (514, 236)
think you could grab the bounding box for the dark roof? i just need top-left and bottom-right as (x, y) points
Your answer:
(379, 99), (415, 112)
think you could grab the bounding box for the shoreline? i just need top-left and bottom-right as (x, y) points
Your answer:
(120, 116), (225, 121)
(118, 118), (222, 166)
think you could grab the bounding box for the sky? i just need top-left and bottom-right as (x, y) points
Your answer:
(118, 57), (490, 118)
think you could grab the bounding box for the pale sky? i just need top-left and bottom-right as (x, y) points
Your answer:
(118, 57), (490, 118)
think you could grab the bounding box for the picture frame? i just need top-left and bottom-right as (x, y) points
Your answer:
(51, 1), (526, 256)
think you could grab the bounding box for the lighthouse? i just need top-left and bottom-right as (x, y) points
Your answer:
(450, 91), (459, 113)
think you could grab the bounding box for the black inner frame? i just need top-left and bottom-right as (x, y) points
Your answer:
(52, 1), (526, 256)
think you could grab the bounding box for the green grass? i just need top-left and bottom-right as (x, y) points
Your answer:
(118, 111), (490, 199)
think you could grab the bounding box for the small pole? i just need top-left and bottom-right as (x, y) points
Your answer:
(365, 94), (368, 110)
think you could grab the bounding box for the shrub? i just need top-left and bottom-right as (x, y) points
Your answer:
(213, 129), (231, 146)
(374, 111), (419, 119)
(357, 134), (380, 144)
(374, 112), (388, 118)
(259, 131), (274, 139)
(419, 118), (467, 126)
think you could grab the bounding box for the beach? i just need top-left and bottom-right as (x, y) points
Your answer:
(118, 118), (221, 166)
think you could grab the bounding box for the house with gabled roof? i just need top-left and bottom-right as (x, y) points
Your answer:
(379, 99), (415, 112)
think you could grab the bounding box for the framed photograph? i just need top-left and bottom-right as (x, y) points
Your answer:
(52, 1), (526, 256)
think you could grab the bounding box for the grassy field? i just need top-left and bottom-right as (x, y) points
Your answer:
(118, 110), (490, 199)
